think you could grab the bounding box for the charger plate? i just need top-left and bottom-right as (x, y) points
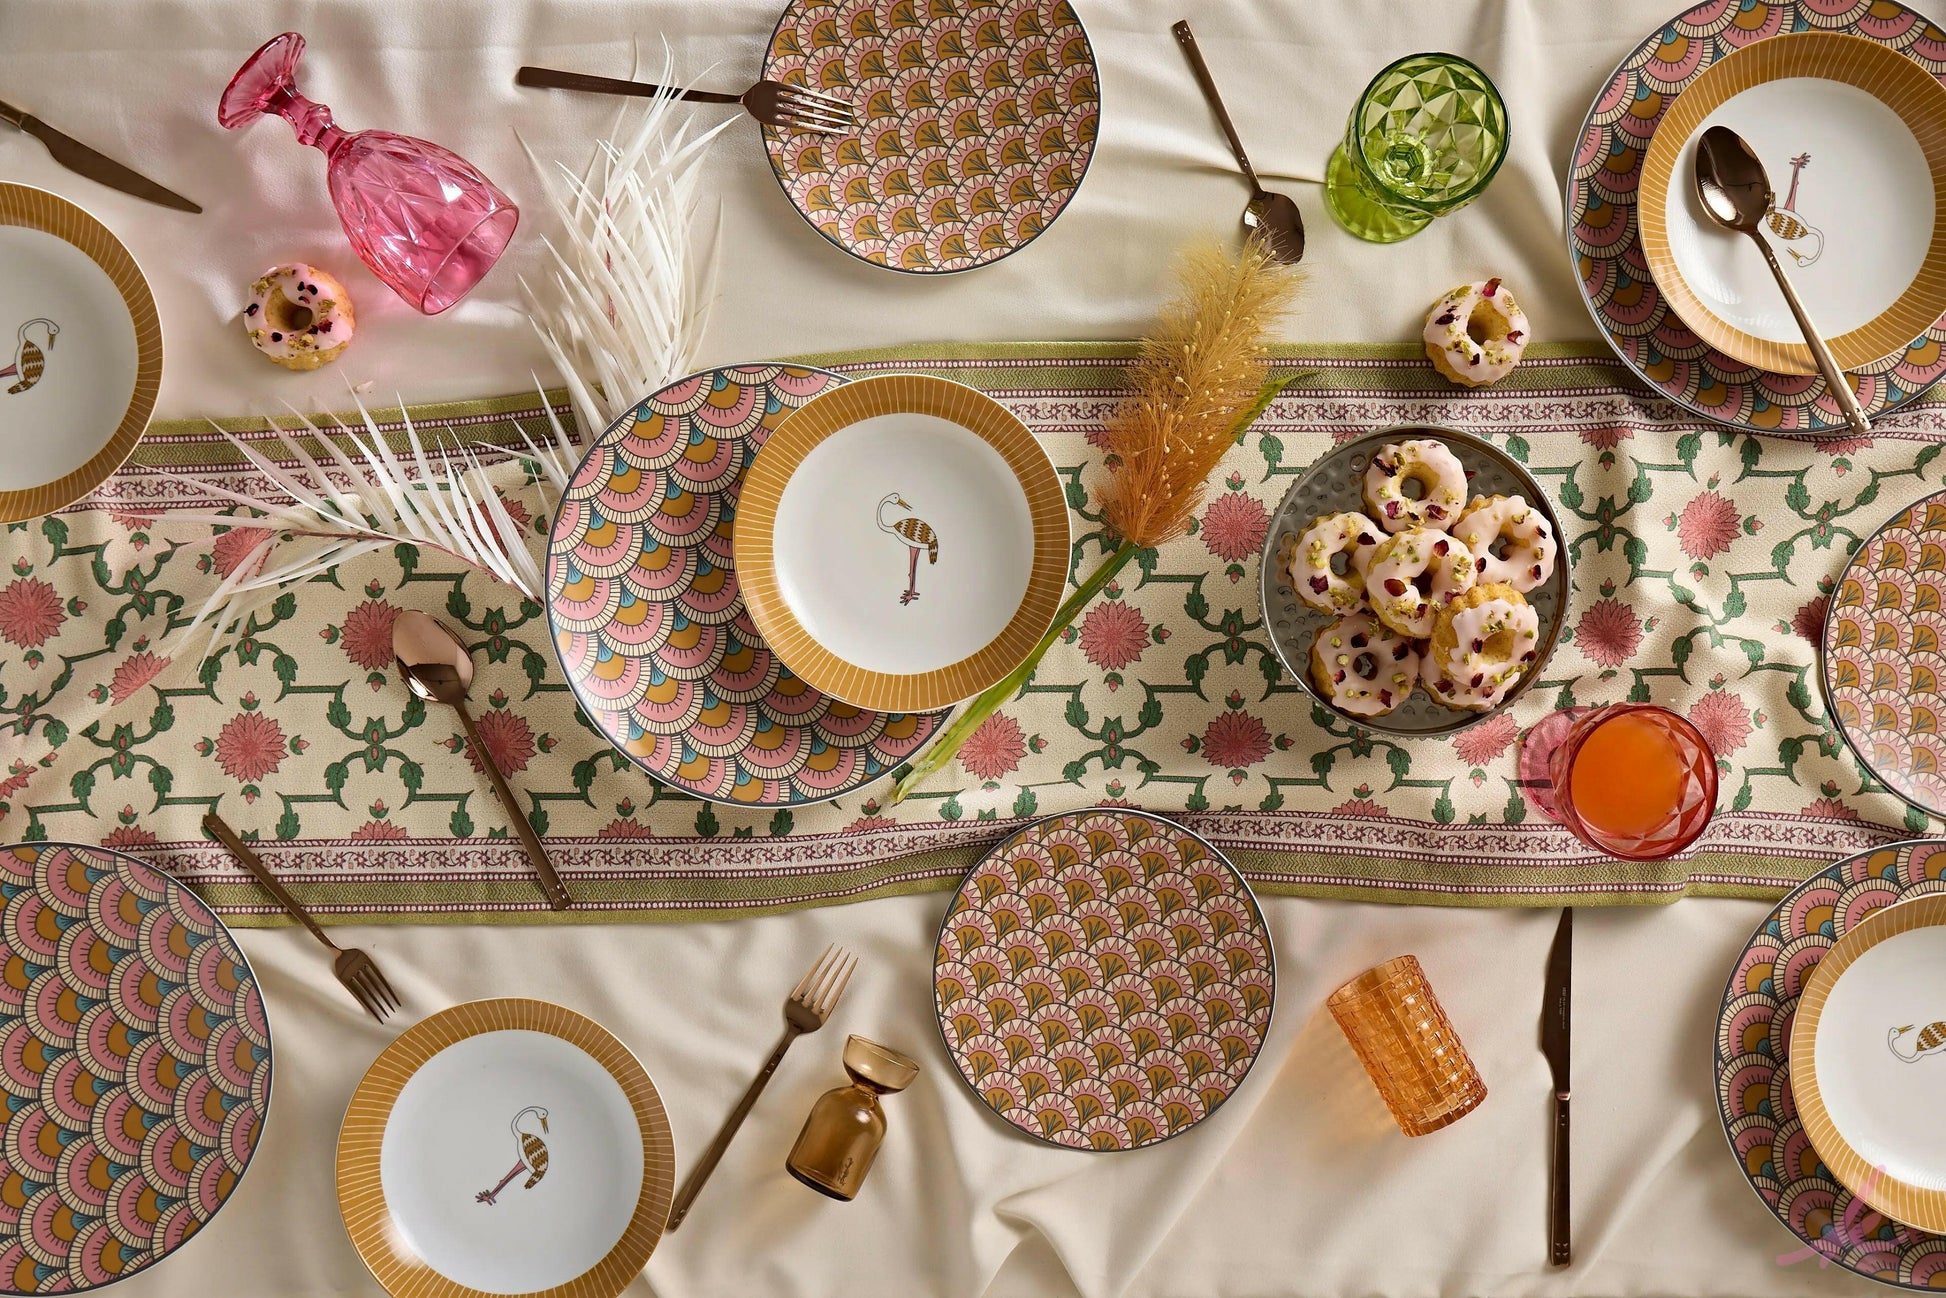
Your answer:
(1567, 0), (1946, 432)
(932, 808), (1275, 1152)
(546, 364), (946, 805)
(0, 842), (271, 1294)
(1792, 894), (1946, 1234)
(757, 0), (1100, 273)
(1639, 32), (1946, 375)
(337, 998), (674, 1298)
(734, 373), (1067, 713)
(0, 185), (160, 521)
(1821, 489), (1946, 819)
(1714, 839), (1946, 1289)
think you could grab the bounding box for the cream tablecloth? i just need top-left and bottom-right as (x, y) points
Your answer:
(0, 0), (1901, 1294)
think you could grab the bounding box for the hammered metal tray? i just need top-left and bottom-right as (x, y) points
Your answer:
(1258, 424), (1571, 738)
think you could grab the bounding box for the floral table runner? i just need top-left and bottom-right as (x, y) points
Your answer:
(2, 342), (1939, 925)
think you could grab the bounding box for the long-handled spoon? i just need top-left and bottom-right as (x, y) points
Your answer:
(392, 610), (572, 910)
(1171, 19), (1305, 263)
(1693, 124), (1869, 434)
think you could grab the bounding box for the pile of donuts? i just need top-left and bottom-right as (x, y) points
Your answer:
(1291, 437), (1557, 718)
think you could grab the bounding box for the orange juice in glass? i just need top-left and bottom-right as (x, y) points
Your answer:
(1543, 704), (1717, 859)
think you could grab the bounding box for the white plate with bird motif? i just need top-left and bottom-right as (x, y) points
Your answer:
(1638, 32), (1946, 376)
(0, 184), (160, 521)
(1790, 893), (1946, 1233)
(733, 374), (1069, 713)
(337, 999), (674, 1298)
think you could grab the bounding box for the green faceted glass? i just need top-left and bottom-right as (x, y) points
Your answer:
(1325, 53), (1509, 243)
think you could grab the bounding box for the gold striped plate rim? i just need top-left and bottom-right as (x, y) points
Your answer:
(1788, 893), (1946, 1234)
(1639, 31), (1946, 376)
(335, 997), (675, 1298)
(0, 183), (162, 522)
(733, 373), (1069, 713)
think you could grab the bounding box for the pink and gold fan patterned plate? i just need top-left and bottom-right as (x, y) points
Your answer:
(933, 810), (1275, 1152)
(1715, 840), (1946, 1290)
(546, 365), (946, 806)
(758, 0), (1100, 273)
(0, 843), (272, 1294)
(1568, 0), (1946, 433)
(1823, 490), (1946, 819)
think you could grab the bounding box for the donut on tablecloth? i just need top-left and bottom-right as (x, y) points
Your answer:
(1424, 278), (1527, 387)
(244, 263), (353, 370)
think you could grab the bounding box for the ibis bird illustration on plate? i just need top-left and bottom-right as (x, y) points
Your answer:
(1889, 1021), (1946, 1063)
(878, 492), (940, 606)
(475, 1105), (551, 1205)
(0, 318), (58, 395)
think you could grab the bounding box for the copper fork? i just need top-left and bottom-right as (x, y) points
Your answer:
(202, 814), (402, 1023)
(665, 944), (857, 1230)
(515, 66), (856, 134)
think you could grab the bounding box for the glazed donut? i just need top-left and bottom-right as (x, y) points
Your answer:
(1424, 278), (1528, 387)
(1424, 583), (1540, 712)
(1452, 494), (1557, 593)
(1424, 280), (1525, 385)
(245, 264), (354, 371)
(1364, 527), (1479, 639)
(1290, 512), (1385, 614)
(1308, 613), (1421, 719)
(1363, 438), (1468, 533)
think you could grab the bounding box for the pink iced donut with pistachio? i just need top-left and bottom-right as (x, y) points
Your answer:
(1452, 494), (1557, 593)
(1290, 511), (1385, 614)
(1424, 277), (1528, 387)
(245, 263), (354, 371)
(1362, 438), (1467, 533)
(1364, 526), (1479, 639)
(1308, 613), (1420, 719)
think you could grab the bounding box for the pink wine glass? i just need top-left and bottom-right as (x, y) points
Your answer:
(218, 32), (519, 315)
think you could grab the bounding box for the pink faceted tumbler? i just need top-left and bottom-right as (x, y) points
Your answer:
(218, 32), (518, 315)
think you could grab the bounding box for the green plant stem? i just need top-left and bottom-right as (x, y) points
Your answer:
(883, 371), (1298, 807)
(887, 541), (1140, 805)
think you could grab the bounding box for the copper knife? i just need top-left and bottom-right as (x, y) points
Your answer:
(0, 99), (201, 214)
(1541, 907), (1573, 1266)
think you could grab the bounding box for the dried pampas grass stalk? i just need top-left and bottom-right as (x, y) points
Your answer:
(1100, 235), (1303, 548)
(888, 234), (1303, 804)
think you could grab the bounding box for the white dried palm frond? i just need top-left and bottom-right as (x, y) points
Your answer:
(518, 42), (730, 440)
(159, 388), (556, 665)
(496, 377), (582, 501)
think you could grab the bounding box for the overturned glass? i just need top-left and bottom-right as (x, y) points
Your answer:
(786, 1036), (919, 1201)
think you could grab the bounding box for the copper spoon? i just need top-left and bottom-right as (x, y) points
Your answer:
(1172, 19), (1305, 263)
(393, 610), (572, 910)
(1693, 124), (1869, 434)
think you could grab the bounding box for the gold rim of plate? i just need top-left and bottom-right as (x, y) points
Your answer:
(1638, 31), (1946, 376)
(0, 183), (161, 522)
(1788, 894), (1946, 1234)
(733, 373), (1069, 714)
(335, 997), (675, 1298)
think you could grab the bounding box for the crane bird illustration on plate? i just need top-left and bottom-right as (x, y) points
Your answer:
(0, 319), (58, 396)
(1765, 154), (1824, 268)
(878, 492), (939, 606)
(1888, 1022), (1946, 1063)
(475, 1105), (550, 1205)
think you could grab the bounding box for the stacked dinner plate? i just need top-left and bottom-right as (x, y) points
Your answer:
(1567, 1), (1946, 433)
(544, 365), (1070, 807)
(1715, 842), (1946, 1290)
(546, 0), (1105, 800)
